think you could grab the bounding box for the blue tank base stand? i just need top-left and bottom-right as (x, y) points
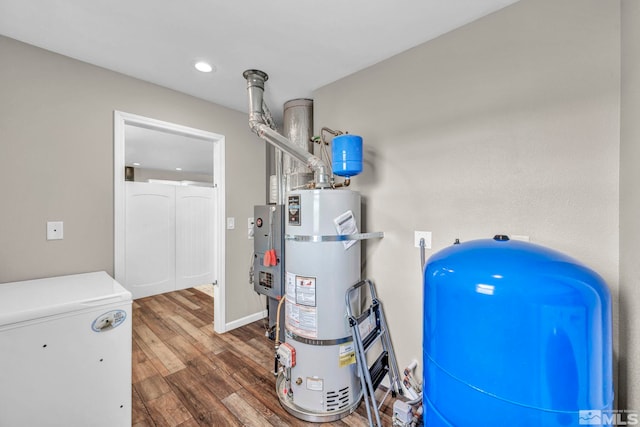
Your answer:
(424, 395), (453, 427)
(424, 386), (613, 426)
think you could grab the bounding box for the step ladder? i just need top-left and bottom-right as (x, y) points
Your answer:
(346, 279), (403, 427)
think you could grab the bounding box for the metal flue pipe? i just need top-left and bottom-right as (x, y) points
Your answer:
(243, 69), (330, 188)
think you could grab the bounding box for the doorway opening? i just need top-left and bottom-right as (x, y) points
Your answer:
(113, 111), (227, 333)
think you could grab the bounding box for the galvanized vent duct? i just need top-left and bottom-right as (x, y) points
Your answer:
(243, 69), (329, 188)
(283, 98), (314, 193)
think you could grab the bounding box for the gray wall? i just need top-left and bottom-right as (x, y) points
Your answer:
(0, 36), (265, 324)
(315, 0), (623, 403)
(620, 0), (640, 411)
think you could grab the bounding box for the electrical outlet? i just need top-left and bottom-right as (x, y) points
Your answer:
(414, 231), (432, 248)
(47, 221), (64, 240)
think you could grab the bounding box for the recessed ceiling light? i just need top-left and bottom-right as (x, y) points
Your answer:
(175, 167), (183, 171)
(133, 162), (141, 166)
(194, 61), (214, 73)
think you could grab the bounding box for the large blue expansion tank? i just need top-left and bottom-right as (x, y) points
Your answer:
(423, 235), (613, 427)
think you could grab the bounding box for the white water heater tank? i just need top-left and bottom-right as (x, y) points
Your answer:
(278, 188), (362, 422)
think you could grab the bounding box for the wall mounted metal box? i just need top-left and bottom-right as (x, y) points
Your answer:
(253, 204), (285, 299)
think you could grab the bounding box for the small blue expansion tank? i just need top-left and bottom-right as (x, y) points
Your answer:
(332, 134), (363, 178)
(423, 235), (613, 427)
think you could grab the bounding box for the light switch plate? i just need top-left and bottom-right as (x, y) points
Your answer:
(47, 221), (64, 240)
(226, 217), (235, 229)
(248, 217), (254, 239)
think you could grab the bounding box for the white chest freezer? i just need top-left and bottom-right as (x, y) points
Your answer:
(0, 271), (132, 427)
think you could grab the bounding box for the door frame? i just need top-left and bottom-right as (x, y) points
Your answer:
(113, 111), (227, 333)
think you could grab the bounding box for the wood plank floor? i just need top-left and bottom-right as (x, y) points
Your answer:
(132, 288), (395, 427)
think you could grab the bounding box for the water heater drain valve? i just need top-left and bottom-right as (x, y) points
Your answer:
(276, 343), (296, 368)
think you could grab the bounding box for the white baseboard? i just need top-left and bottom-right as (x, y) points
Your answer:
(224, 309), (267, 331)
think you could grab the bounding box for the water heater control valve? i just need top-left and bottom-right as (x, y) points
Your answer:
(277, 343), (296, 368)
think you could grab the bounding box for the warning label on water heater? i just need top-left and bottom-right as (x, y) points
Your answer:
(286, 272), (317, 307)
(295, 276), (316, 307)
(286, 272), (318, 338)
(339, 342), (356, 368)
(286, 304), (318, 338)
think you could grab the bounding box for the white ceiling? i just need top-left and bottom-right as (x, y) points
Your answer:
(1, 0), (520, 174)
(0, 0), (519, 119)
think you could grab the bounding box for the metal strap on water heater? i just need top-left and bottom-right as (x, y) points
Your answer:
(286, 331), (353, 346)
(285, 231), (384, 242)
